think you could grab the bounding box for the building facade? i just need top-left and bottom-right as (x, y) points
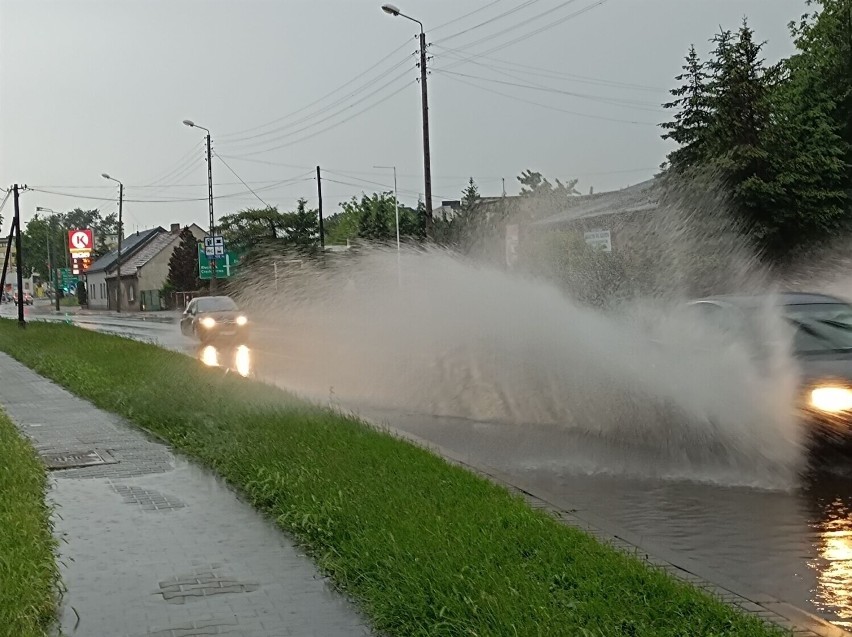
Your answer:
(85, 223), (205, 311)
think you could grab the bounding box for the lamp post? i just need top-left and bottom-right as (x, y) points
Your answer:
(101, 174), (123, 313)
(373, 165), (402, 287)
(381, 3), (433, 235)
(183, 119), (217, 293)
(35, 206), (61, 312)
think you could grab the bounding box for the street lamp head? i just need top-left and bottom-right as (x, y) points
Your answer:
(182, 119), (195, 127)
(101, 173), (111, 180)
(381, 3), (400, 16)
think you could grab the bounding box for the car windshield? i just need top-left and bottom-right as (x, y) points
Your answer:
(784, 303), (852, 354)
(196, 297), (238, 312)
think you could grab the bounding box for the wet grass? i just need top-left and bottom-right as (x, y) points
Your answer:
(0, 408), (60, 637)
(0, 321), (784, 637)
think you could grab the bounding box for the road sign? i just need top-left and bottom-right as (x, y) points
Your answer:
(584, 229), (612, 253)
(69, 229), (94, 256)
(197, 245), (240, 279)
(71, 256), (92, 275)
(204, 236), (225, 257)
(58, 268), (78, 289)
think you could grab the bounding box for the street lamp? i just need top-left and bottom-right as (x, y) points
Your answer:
(101, 173), (124, 313)
(35, 206), (61, 312)
(183, 119), (217, 293)
(381, 3), (433, 235)
(374, 165), (402, 287)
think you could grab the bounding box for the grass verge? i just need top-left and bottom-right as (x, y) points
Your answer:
(0, 407), (59, 637)
(0, 321), (782, 636)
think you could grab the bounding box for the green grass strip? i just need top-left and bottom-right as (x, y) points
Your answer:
(0, 406), (59, 637)
(0, 321), (783, 636)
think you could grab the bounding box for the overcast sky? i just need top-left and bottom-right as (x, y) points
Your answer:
(1, 0), (807, 233)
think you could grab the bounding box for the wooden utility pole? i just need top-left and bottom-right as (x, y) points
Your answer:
(418, 30), (433, 234)
(13, 185), (25, 327)
(316, 166), (324, 250)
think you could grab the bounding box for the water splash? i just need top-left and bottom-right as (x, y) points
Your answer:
(234, 176), (807, 489)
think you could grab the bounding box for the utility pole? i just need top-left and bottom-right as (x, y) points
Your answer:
(206, 131), (217, 293)
(46, 218), (60, 312)
(0, 226), (11, 304)
(381, 5), (433, 236)
(102, 174), (124, 312)
(13, 185), (25, 327)
(116, 181), (123, 313)
(316, 166), (325, 250)
(182, 120), (217, 293)
(418, 29), (433, 235)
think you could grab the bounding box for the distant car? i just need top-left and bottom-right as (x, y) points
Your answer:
(687, 292), (852, 448)
(180, 295), (249, 345)
(12, 291), (33, 305)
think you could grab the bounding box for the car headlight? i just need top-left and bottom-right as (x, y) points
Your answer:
(236, 315), (248, 326)
(201, 317), (216, 328)
(810, 386), (852, 413)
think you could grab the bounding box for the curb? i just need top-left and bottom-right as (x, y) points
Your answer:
(369, 420), (851, 637)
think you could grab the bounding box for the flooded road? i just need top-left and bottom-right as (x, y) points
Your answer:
(11, 307), (852, 630)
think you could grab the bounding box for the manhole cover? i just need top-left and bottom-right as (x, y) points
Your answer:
(41, 449), (116, 470)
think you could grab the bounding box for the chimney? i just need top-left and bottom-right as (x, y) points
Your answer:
(170, 223), (181, 234)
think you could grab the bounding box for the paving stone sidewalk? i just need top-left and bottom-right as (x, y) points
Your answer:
(0, 352), (371, 637)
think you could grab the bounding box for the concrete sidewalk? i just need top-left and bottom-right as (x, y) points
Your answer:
(0, 352), (371, 637)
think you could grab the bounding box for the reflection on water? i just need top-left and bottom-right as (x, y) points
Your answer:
(809, 494), (852, 628)
(197, 343), (251, 377)
(235, 345), (251, 377)
(200, 345), (219, 367)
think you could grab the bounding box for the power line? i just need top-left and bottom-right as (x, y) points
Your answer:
(214, 152), (272, 209)
(433, 0), (544, 44)
(225, 80), (417, 157)
(431, 43), (666, 93)
(442, 0), (610, 68)
(437, 70), (657, 125)
(28, 176), (315, 204)
(436, 0), (580, 50)
(219, 67), (415, 152)
(322, 176), (450, 202)
(433, 67), (664, 112)
(218, 37), (414, 140)
(221, 58), (415, 147)
(139, 141), (205, 187)
(431, 0), (511, 32)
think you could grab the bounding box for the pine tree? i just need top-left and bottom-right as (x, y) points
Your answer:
(165, 227), (200, 291)
(789, 0), (852, 168)
(284, 198), (320, 249)
(660, 45), (712, 172)
(461, 177), (480, 211)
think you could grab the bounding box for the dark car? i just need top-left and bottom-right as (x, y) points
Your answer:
(180, 295), (249, 345)
(687, 292), (852, 446)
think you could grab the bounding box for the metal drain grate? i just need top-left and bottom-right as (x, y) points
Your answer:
(40, 449), (116, 470)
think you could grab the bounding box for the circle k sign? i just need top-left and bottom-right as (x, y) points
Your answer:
(68, 229), (94, 255)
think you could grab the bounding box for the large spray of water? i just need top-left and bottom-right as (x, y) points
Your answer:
(236, 176), (808, 488)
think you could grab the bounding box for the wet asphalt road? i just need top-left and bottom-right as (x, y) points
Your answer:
(9, 305), (852, 630)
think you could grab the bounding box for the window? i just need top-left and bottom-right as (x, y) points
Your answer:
(89, 283), (95, 299)
(128, 285), (135, 302)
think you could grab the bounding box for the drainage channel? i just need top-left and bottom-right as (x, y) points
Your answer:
(40, 449), (117, 471)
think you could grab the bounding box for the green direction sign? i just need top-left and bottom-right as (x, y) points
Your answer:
(197, 245), (241, 280)
(57, 268), (78, 288)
